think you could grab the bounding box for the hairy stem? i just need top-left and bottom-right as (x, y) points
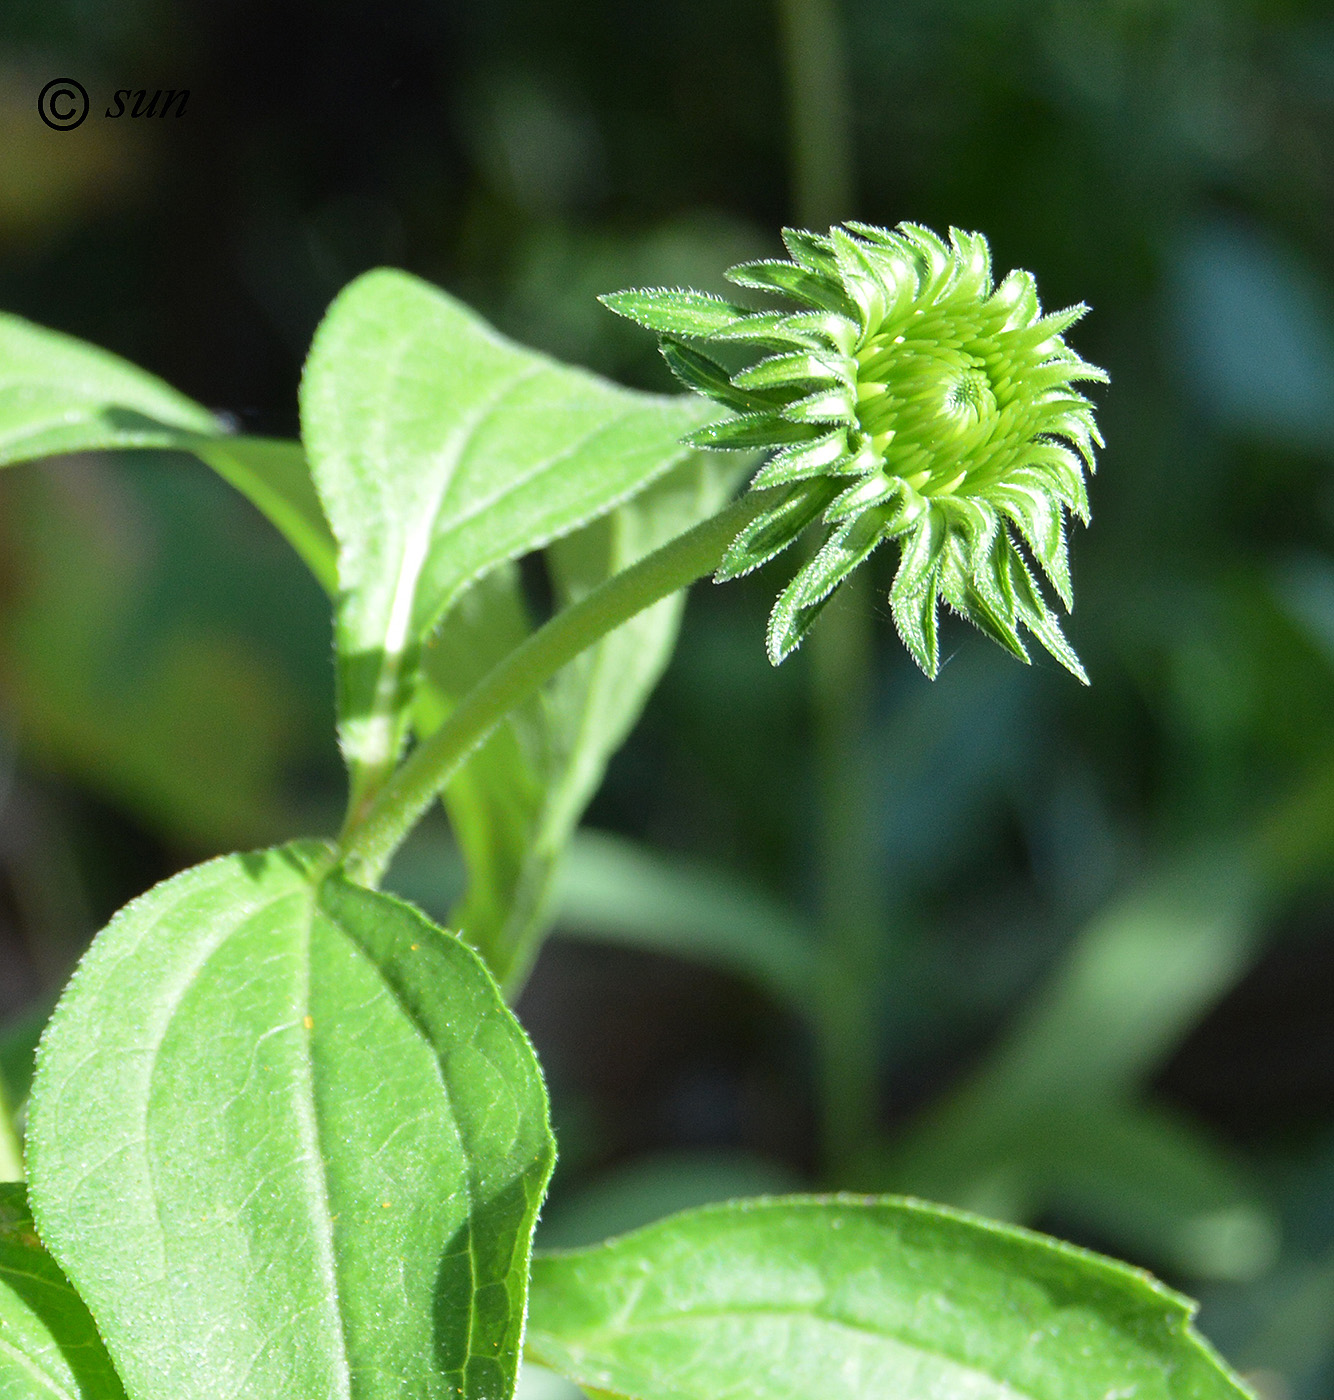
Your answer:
(337, 494), (766, 889)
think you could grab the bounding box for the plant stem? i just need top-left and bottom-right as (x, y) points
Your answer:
(777, 0), (883, 1179)
(338, 494), (766, 888)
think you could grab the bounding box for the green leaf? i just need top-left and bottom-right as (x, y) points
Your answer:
(939, 533), (1030, 667)
(711, 308), (859, 355)
(779, 228), (840, 277)
(298, 268), (713, 812)
(0, 312), (219, 462)
(733, 350), (849, 394)
(0, 1182), (127, 1399)
(26, 844), (555, 1400)
(0, 312), (336, 594)
(991, 474), (1071, 609)
(766, 514), (886, 663)
(421, 454), (741, 992)
(777, 385), (855, 424)
(894, 583), (942, 678)
(526, 1197), (1250, 1400)
(750, 428), (853, 488)
(1005, 543), (1088, 683)
(412, 562), (539, 974)
(681, 412), (818, 450)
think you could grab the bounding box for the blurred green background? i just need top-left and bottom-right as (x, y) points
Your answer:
(4, 0), (1334, 1393)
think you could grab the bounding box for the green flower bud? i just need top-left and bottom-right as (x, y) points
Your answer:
(603, 222), (1107, 679)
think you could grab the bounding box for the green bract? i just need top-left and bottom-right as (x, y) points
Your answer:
(603, 222), (1108, 676)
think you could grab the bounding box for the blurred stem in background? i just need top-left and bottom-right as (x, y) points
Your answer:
(0, 1080), (22, 1182)
(776, 0), (883, 1179)
(776, 0), (855, 233)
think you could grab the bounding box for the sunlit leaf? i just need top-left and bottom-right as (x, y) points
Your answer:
(0, 1182), (127, 1398)
(527, 1197), (1250, 1400)
(27, 844), (555, 1400)
(300, 268), (714, 815)
(0, 311), (336, 592)
(0, 312), (218, 462)
(599, 288), (749, 338)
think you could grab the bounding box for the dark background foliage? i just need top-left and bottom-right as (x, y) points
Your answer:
(4, 1), (1334, 1393)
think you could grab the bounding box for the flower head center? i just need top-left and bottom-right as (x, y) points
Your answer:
(856, 332), (1002, 486)
(942, 368), (998, 432)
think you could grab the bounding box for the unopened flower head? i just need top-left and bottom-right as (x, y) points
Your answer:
(603, 222), (1107, 679)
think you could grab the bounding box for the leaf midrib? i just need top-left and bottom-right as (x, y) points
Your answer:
(136, 870), (353, 1400)
(293, 895), (354, 1400)
(534, 1303), (1038, 1400)
(340, 331), (545, 773)
(432, 395), (667, 548)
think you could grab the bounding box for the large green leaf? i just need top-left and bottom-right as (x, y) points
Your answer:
(26, 844), (555, 1400)
(419, 455), (740, 991)
(0, 311), (336, 593)
(0, 1183), (126, 1399)
(526, 1197), (1251, 1400)
(298, 268), (714, 813)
